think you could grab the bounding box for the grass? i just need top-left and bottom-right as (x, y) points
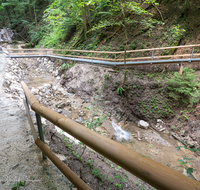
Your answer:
(11, 181), (26, 190)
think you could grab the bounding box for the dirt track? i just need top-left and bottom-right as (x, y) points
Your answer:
(0, 53), (73, 190)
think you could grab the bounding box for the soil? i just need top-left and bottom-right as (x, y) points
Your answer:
(0, 54), (75, 190)
(2, 53), (199, 190)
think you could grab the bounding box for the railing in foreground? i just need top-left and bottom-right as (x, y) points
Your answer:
(6, 44), (200, 67)
(21, 81), (200, 190)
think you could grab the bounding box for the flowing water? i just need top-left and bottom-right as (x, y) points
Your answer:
(0, 28), (14, 42)
(111, 120), (131, 140)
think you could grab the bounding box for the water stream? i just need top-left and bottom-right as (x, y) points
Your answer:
(0, 28), (14, 42)
(112, 120), (131, 140)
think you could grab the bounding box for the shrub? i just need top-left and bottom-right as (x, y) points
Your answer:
(166, 66), (200, 104)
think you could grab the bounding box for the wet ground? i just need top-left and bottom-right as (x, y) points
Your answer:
(0, 53), (74, 190)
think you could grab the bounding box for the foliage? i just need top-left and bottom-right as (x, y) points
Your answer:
(88, 0), (162, 35)
(91, 168), (103, 180)
(0, 0), (50, 44)
(117, 87), (125, 95)
(11, 181), (26, 190)
(163, 24), (186, 45)
(82, 105), (107, 133)
(166, 66), (200, 104)
(61, 62), (75, 71)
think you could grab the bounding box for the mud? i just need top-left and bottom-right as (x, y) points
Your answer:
(0, 54), (74, 190)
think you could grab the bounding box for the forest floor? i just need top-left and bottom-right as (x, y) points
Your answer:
(3, 47), (200, 189)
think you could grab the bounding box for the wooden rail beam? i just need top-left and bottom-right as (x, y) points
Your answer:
(21, 81), (200, 190)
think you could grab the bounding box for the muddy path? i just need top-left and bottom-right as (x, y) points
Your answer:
(0, 54), (75, 190)
(2, 54), (200, 189)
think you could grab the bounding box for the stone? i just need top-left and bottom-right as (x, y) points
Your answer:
(137, 120), (149, 129)
(78, 110), (85, 117)
(58, 109), (63, 113)
(56, 102), (65, 109)
(31, 88), (39, 95)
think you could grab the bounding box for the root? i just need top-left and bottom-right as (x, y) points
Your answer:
(152, 3), (164, 22)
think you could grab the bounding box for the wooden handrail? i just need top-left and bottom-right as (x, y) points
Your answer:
(7, 44), (200, 54)
(21, 81), (200, 190)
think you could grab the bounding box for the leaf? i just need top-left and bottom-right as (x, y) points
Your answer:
(186, 168), (194, 175)
(183, 157), (193, 160)
(175, 146), (182, 151)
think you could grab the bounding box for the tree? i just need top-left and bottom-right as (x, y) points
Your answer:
(182, 0), (190, 17)
(87, 0), (161, 93)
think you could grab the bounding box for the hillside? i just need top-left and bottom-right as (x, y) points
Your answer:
(1, 0), (200, 53)
(1, 0), (200, 189)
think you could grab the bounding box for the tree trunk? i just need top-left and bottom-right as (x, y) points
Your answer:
(4, 7), (11, 25)
(28, 0), (33, 22)
(182, 0), (190, 17)
(121, 1), (128, 88)
(33, 2), (37, 27)
(82, 4), (87, 39)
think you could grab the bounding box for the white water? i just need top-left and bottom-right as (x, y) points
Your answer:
(0, 28), (14, 42)
(112, 120), (131, 140)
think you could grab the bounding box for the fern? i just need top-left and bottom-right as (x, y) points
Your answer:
(166, 67), (200, 104)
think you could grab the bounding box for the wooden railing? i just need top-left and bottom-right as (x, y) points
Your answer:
(7, 44), (200, 64)
(21, 81), (200, 190)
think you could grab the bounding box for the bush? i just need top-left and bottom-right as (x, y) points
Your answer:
(166, 66), (200, 104)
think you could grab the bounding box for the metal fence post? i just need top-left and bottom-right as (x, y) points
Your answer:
(189, 47), (194, 63)
(35, 113), (47, 159)
(25, 95), (30, 112)
(151, 50), (154, 64)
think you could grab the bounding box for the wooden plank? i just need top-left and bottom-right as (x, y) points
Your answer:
(8, 44), (200, 55)
(56, 54), (115, 61)
(23, 99), (38, 141)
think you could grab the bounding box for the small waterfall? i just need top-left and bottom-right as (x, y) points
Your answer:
(112, 120), (131, 140)
(0, 28), (14, 42)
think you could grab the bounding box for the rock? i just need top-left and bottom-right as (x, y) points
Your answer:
(31, 88), (39, 95)
(78, 110), (85, 117)
(184, 136), (197, 147)
(137, 120), (149, 129)
(57, 109), (63, 113)
(56, 102), (65, 109)
(155, 119), (166, 132)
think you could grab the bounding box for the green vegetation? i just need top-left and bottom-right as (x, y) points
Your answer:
(61, 62), (75, 72)
(11, 181), (26, 190)
(82, 105), (107, 133)
(167, 67), (200, 105)
(117, 87), (125, 95)
(177, 156), (194, 176)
